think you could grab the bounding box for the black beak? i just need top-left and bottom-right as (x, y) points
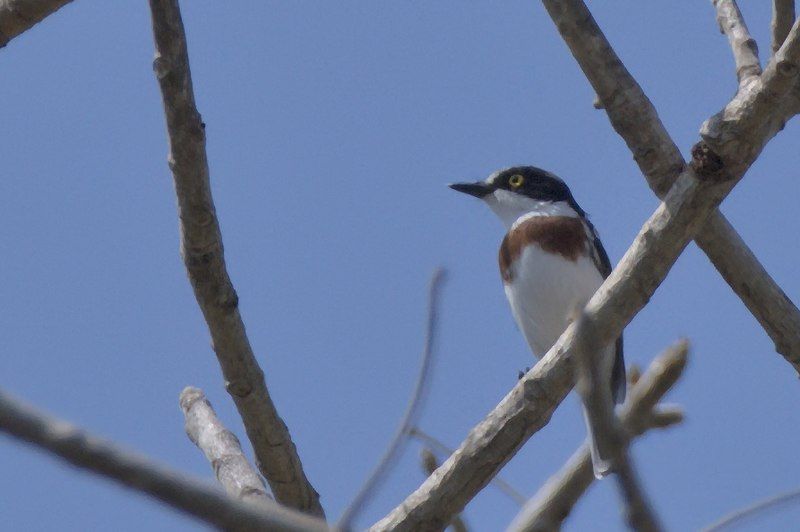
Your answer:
(448, 181), (493, 198)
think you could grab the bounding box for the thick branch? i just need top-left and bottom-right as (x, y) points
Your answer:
(772, 0), (796, 55)
(0, 0), (72, 48)
(0, 390), (327, 532)
(542, 0), (800, 374)
(712, 0), (763, 83)
(420, 450), (469, 532)
(573, 317), (661, 531)
(180, 387), (271, 504)
(147, 0), (323, 515)
(510, 341), (688, 532)
(373, 26), (800, 527)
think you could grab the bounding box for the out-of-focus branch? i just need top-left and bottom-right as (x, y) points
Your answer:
(373, 21), (800, 524)
(338, 268), (446, 530)
(0, 0), (72, 47)
(0, 390), (327, 532)
(420, 449), (468, 532)
(772, 0), (796, 55)
(180, 387), (271, 504)
(712, 0), (763, 83)
(509, 341), (688, 532)
(147, 0), (323, 516)
(541, 0), (800, 374)
(573, 315), (662, 532)
(409, 427), (528, 506)
(702, 487), (800, 531)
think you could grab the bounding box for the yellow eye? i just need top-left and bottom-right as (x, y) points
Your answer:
(509, 174), (525, 188)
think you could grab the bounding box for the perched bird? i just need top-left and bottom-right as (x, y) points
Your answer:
(450, 166), (625, 478)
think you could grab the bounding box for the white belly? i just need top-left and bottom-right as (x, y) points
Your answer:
(504, 244), (604, 358)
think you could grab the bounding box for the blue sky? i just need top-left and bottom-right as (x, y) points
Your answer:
(2, 2), (800, 531)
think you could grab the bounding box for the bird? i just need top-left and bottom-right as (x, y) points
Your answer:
(449, 165), (625, 478)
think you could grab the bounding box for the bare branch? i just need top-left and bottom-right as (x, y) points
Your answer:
(573, 315), (662, 531)
(0, 0), (72, 48)
(702, 487), (800, 531)
(712, 0), (763, 83)
(772, 0), (796, 55)
(508, 341), (688, 532)
(146, 0), (323, 515)
(409, 427), (528, 507)
(420, 449), (469, 532)
(542, 0), (800, 374)
(179, 387), (271, 504)
(0, 390), (327, 532)
(338, 268), (446, 529)
(373, 31), (800, 523)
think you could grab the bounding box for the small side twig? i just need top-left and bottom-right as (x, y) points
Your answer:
(180, 387), (271, 504)
(712, 0), (763, 83)
(337, 268), (447, 529)
(147, 0), (323, 515)
(702, 487), (800, 531)
(0, 390), (327, 532)
(573, 314), (662, 532)
(420, 449), (469, 532)
(772, 0), (796, 55)
(508, 340), (688, 532)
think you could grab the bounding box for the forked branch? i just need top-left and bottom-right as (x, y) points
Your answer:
(0, 390), (327, 532)
(542, 0), (800, 374)
(147, 0), (323, 515)
(509, 341), (688, 532)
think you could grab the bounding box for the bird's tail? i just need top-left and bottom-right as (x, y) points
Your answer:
(582, 404), (614, 479)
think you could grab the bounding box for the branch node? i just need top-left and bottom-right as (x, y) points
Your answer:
(690, 142), (727, 182)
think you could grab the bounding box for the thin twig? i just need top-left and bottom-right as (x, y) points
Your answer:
(508, 341), (688, 532)
(0, 390), (327, 532)
(702, 487), (800, 531)
(421, 449), (469, 532)
(147, 0), (323, 515)
(712, 0), (763, 83)
(408, 427), (528, 506)
(573, 314), (662, 532)
(542, 0), (800, 374)
(337, 268), (447, 529)
(0, 0), (72, 48)
(372, 22), (800, 525)
(772, 0), (796, 55)
(180, 387), (271, 504)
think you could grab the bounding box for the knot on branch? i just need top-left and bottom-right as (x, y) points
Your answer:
(690, 142), (727, 182)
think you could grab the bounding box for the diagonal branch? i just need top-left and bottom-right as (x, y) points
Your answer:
(772, 0), (796, 55)
(420, 450), (469, 532)
(0, 390), (327, 532)
(573, 315), (661, 531)
(712, 0), (763, 83)
(702, 486), (800, 531)
(372, 23), (800, 528)
(542, 0), (800, 374)
(180, 387), (271, 504)
(147, 0), (323, 516)
(509, 341), (688, 532)
(0, 0), (72, 48)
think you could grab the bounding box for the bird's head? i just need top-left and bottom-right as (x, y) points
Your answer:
(449, 166), (585, 229)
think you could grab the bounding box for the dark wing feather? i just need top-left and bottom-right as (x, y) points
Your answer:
(584, 218), (626, 404)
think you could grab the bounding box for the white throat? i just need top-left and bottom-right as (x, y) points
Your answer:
(483, 189), (579, 230)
